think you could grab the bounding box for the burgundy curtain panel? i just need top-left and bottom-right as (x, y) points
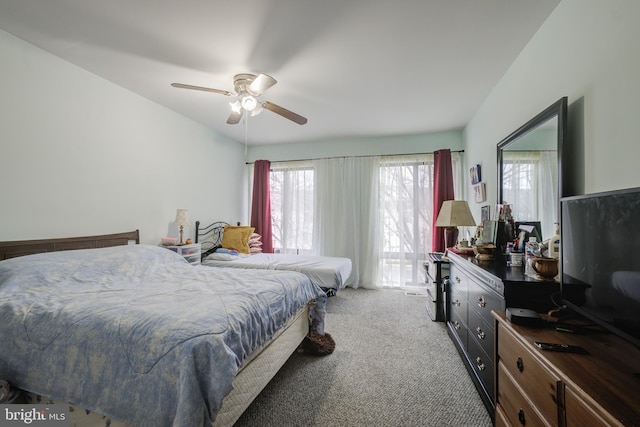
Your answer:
(250, 160), (274, 253)
(432, 149), (455, 252)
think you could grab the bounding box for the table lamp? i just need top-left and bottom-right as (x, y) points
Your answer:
(174, 209), (191, 245)
(435, 200), (476, 249)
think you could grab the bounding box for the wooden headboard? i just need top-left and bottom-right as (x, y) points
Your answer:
(0, 230), (140, 260)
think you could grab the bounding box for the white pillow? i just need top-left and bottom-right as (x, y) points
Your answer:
(205, 253), (238, 261)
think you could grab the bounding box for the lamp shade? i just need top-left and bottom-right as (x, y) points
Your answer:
(435, 200), (476, 227)
(174, 209), (191, 227)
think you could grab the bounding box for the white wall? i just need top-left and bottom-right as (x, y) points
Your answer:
(464, 0), (640, 220)
(0, 30), (246, 244)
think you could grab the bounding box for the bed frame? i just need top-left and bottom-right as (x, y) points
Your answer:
(0, 230), (140, 260)
(195, 220), (242, 260)
(0, 229), (310, 427)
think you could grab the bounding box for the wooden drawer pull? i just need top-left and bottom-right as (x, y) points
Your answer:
(518, 408), (526, 425)
(477, 296), (486, 307)
(476, 326), (486, 340)
(516, 356), (524, 373)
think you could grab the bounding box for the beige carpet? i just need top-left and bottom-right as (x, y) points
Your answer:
(234, 288), (493, 427)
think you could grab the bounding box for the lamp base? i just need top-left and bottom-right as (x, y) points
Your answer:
(444, 227), (459, 250)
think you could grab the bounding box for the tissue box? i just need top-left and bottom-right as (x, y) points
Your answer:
(161, 236), (178, 246)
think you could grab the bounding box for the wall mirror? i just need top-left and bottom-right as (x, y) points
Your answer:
(497, 97), (567, 241)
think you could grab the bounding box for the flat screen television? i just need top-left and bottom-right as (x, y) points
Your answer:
(561, 187), (640, 348)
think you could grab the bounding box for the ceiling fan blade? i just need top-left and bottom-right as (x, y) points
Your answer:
(261, 101), (307, 125)
(249, 73), (277, 95)
(171, 83), (233, 96)
(226, 109), (244, 124)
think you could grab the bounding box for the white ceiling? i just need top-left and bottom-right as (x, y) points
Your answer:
(0, 0), (559, 145)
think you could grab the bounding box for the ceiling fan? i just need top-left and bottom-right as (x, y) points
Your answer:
(171, 73), (307, 125)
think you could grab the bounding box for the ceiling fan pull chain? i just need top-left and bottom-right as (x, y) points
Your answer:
(244, 114), (249, 155)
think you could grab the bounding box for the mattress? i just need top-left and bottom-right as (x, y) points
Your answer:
(0, 245), (326, 427)
(202, 252), (352, 292)
(20, 306), (311, 427)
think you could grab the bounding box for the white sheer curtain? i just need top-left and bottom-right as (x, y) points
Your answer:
(502, 150), (557, 238)
(538, 151), (558, 238)
(313, 157), (380, 289)
(265, 151), (462, 289)
(269, 161), (315, 254)
(379, 155), (432, 287)
(378, 153), (463, 288)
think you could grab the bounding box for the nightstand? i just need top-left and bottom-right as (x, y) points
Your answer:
(163, 243), (201, 265)
(424, 252), (449, 322)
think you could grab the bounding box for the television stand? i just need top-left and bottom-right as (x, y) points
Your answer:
(493, 310), (640, 425)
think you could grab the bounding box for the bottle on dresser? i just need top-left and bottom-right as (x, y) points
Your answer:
(524, 237), (540, 277)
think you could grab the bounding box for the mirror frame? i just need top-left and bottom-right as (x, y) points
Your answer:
(497, 97), (568, 211)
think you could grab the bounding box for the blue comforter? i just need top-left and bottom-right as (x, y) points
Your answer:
(0, 245), (326, 426)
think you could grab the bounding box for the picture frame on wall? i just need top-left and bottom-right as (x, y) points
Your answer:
(470, 164), (482, 185)
(474, 183), (486, 203)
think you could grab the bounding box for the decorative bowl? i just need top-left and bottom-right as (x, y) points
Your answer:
(473, 244), (496, 261)
(473, 244), (496, 255)
(532, 257), (558, 279)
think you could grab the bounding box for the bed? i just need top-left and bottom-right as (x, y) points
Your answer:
(195, 221), (352, 296)
(0, 231), (327, 427)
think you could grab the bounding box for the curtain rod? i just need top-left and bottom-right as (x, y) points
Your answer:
(245, 149), (464, 164)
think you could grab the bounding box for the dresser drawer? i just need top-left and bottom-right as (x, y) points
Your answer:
(497, 362), (553, 427)
(497, 322), (561, 423)
(448, 300), (468, 348)
(448, 285), (467, 319)
(495, 404), (511, 427)
(449, 264), (470, 295)
(468, 278), (502, 319)
(468, 333), (494, 399)
(564, 387), (616, 427)
(468, 306), (495, 359)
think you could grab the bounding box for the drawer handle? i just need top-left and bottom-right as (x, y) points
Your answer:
(453, 320), (461, 330)
(453, 299), (461, 307)
(477, 296), (486, 307)
(475, 356), (485, 371)
(518, 408), (526, 425)
(516, 357), (524, 373)
(476, 326), (486, 340)
(454, 276), (461, 283)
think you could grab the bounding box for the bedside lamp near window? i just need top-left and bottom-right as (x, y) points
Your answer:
(174, 209), (191, 245)
(435, 200), (476, 249)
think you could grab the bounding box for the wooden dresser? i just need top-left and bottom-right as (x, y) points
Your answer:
(493, 311), (640, 426)
(445, 252), (570, 419)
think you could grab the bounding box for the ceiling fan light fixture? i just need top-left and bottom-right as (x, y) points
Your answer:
(241, 95), (258, 111)
(229, 99), (242, 113)
(173, 73), (307, 125)
(250, 103), (263, 117)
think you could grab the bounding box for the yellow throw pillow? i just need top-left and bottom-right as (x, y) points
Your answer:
(221, 226), (255, 254)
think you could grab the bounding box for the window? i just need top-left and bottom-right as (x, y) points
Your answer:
(502, 151), (557, 237)
(502, 156), (536, 220)
(270, 162), (314, 254)
(266, 152), (462, 287)
(379, 156), (434, 287)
